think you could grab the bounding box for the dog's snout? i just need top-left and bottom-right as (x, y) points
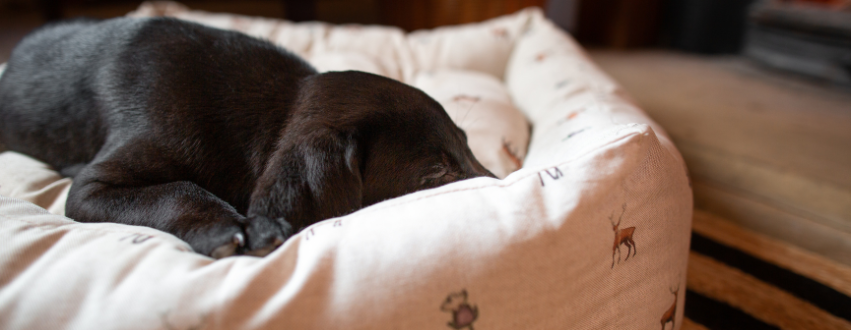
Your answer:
(473, 167), (497, 179)
(465, 156), (497, 179)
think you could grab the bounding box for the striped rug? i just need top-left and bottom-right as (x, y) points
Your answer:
(681, 211), (851, 330)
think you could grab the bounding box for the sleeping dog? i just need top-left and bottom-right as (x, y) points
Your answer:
(0, 17), (495, 258)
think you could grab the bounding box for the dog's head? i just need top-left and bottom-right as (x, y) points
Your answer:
(309, 71), (496, 206)
(254, 71), (496, 229)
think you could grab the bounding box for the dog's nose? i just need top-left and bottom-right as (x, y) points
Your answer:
(467, 163), (497, 179)
(470, 159), (497, 179)
(474, 160), (499, 179)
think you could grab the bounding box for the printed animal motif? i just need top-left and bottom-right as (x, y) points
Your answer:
(610, 203), (637, 268)
(441, 289), (479, 330)
(491, 28), (509, 39)
(556, 110), (583, 125)
(452, 95), (481, 103)
(501, 138), (523, 170)
(229, 17), (251, 33)
(660, 283), (680, 330)
(563, 126), (590, 141)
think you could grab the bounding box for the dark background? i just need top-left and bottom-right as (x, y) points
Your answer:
(0, 0), (767, 63)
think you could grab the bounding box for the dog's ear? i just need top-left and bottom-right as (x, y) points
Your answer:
(248, 128), (363, 230)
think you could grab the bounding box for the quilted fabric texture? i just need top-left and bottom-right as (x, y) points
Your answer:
(0, 3), (692, 330)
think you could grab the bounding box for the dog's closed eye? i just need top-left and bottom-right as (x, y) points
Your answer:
(420, 162), (459, 186)
(422, 164), (448, 180)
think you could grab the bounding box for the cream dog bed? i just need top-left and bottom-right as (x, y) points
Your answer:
(0, 3), (692, 329)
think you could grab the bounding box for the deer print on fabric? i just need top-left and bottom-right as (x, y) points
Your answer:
(441, 289), (479, 330)
(534, 51), (551, 62)
(533, 48), (567, 63)
(563, 127), (590, 141)
(660, 283), (680, 330)
(491, 27), (509, 39)
(556, 110), (584, 126)
(501, 138), (523, 170)
(452, 95), (481, 105)
(610, 203), (637, 268)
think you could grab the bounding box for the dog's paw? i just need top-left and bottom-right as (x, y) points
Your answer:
(210, 232), (245, 259)
(198, 222), (247, 259)
(243, 215), (292, 257)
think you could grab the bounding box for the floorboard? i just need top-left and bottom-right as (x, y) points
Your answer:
(590, 50), (851, 266)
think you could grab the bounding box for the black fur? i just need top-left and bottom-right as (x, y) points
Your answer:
(0, 17), (495, 258)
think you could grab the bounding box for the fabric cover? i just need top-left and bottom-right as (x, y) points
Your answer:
(0, 3), (692, 330)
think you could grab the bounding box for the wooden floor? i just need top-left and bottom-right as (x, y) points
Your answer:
(681, 210), (851, 329)
(0, 0), (380, 63)
(589, 50), (851, 266)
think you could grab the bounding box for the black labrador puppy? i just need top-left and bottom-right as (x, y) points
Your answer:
(0, 17), (494, 258)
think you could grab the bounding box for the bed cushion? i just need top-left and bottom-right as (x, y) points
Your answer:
(0, 3), (692, 330)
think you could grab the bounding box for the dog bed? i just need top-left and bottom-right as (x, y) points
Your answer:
(0, 2), (692, 329)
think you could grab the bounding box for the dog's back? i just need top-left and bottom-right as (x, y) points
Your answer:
(1, 18), (314, 171)
(0, 19), (112, 172)
(0, 18), (318, 205)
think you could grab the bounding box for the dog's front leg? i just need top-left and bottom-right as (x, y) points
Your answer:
(67, 168), (287, 258)
(247, 129), (363, 235)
